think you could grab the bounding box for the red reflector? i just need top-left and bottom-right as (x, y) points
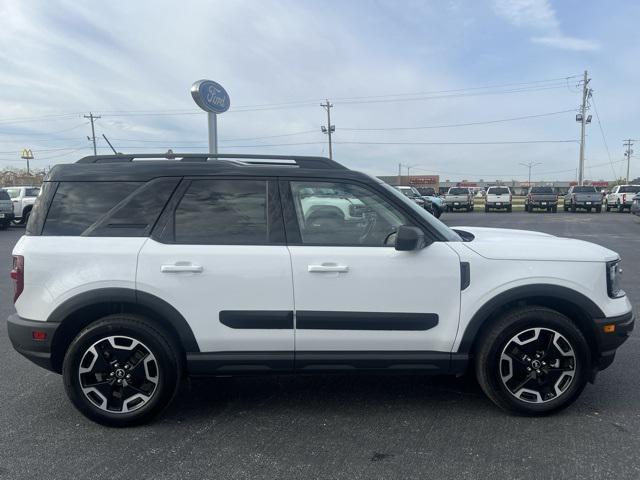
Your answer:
(32, 330), (47, 341)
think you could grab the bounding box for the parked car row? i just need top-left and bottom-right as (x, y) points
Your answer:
(437, 185), (640, 214)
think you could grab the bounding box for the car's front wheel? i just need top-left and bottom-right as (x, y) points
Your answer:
(475, 306), (590, 415)
(63, 314), (182, 427)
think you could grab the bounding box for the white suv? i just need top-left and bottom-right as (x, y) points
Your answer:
(8, 154), (634, 426)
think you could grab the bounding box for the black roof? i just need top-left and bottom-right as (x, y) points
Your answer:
(46, 153), (368, 182)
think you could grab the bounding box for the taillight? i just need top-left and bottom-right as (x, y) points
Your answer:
(623, 194), (626, 203)
(11, 255), (24, 303)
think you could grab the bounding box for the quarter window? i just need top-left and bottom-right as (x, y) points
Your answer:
(173, 179), (271, 244)
(289, 181), (411, 246)
(43, 182), (141, 236)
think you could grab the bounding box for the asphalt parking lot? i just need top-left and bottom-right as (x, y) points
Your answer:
(1, 212), (639, 480)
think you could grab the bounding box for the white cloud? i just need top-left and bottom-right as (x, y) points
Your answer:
(493, 0), (599, 52)
(531, 35), (600, 51)
(493, 0), (558, 29)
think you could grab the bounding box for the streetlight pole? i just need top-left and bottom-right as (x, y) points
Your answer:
(519, 161), (542, 187)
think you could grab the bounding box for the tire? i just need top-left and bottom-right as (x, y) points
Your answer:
(475, 306), (590, 416)
(485, 205), (489, 213)
(587, 207), (592, 213)
(595, 205), (602, 213)
(571, 204), (576, 213)
(0, 221), (8, 230)
(467, 205), (473, 212)
(547, 207), (551, 212)
(507, 205), (512, 213)
(617, 202), (624, 213)
(63, 314), (182, 427)
(552, 206), (557, 213)
(563, 203), (568, 212)
(606, 204), (611, 212)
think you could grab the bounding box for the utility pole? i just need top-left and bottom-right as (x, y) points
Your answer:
(623, 139), (635, 183)
(84, 112), (101, 155)
(577, 70), (591, 186)
(519, 161), (542, 187)
(320, 100), (335, 160)
(397, 163), (402, 185)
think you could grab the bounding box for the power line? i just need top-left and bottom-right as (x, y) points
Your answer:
(0, 122), (90, 137)
(589, 94), (618, 180)
(341, 109), (576, 131)
(333, 139), (578, 145)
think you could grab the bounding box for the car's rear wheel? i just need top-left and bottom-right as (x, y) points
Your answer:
(475, 306), (590, 415)
(63, 314), (182, 427)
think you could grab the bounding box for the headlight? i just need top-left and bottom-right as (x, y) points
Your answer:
(607, 260), (625, 298)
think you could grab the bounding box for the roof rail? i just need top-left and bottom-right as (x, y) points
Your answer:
(75, 153), (346, 170)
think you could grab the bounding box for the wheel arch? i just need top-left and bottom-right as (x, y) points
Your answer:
(49, 288), (199, 373)
(458, 284), (604, 357)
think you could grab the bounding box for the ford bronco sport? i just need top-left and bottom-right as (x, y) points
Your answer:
(7, 154), (634, 426)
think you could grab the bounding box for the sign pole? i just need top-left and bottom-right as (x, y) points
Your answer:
(191, 79), (229, 157)
(208, 112), (217, 154)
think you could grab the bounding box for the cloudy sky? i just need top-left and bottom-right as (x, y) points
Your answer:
(0, 0), (638, 181)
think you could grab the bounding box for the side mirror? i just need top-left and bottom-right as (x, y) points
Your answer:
(395, 225), (429, 251)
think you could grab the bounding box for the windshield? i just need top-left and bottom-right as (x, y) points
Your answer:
(0, 190), (10, 201)
(448, 188), (469, 195)
(573, 186), (597, 193)
(531, 187), (554, 194)
(487, 187), (510, 194)
(377, 179), (461, 242)
(619, 186), (640, 193)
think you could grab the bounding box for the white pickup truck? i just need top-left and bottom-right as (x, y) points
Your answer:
(606, 185), (640, 212)
(485, 186), (512, 212)
(2, 186), (40, 225)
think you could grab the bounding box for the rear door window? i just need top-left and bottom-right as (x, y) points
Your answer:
(172, 179), (280, 245)
(488, 187), (510, 195)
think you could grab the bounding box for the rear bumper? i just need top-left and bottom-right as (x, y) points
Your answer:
(486, 202), (511, 207)
(593, 310), (634, 372)
(7, 314), (59, 372)
(529, 201), (557, 207)
(0, 211), (14, 221)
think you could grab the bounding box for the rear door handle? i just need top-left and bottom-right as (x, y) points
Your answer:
(161, 263), (203, 273)
(308, 264), (349, 273)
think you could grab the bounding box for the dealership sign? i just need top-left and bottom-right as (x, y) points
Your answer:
(191, 80), (230, 114)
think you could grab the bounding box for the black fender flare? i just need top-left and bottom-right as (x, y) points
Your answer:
(48, 287), (199, 353)
(457, 284), (605, 354)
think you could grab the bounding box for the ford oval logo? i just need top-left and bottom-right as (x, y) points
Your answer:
(191, 80), (230, 114)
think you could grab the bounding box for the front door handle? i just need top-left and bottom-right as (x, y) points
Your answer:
(161, 263), (203, 273)
(308, 264), (349, 273)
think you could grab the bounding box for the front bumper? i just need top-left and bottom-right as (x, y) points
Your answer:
(7, 314), (59, 371)
(593, 310), (634, 372)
